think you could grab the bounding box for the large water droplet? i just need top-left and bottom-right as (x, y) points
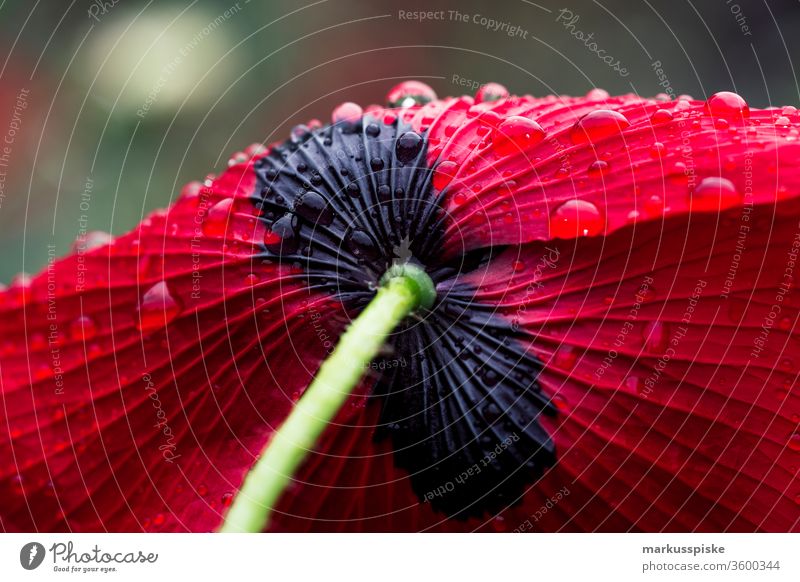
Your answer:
(475, 82), (509, 103)
(643, 321), (669, 352)
(587, 160), (610, 178)
(202, 198), (234, 237)
(549, 200), (604, 238)
(265, 214), (299, 254)
(396, 131), (423, 162)
(571, 110), (630, 145)
(72, 231), (114, 253)
(346, 229), (378, 260)
(493, 116), (546, 156)
(137, 282), (181, 333)
(432, 160), (458, 190)
(706, 91), (750, 119)
(331, 102), (363, 125)
(691, 177), (740, 211)
(293, 190), (333, 226)
(554, 345), (577, 369)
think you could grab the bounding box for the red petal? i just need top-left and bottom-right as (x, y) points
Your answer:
(458, 197), (800, 531)
(0, 156), (346, 531)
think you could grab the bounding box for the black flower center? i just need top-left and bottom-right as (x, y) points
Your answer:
(252, 114), (556, 519)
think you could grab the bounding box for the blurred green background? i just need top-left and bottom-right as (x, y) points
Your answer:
(1, 0), (798, 281)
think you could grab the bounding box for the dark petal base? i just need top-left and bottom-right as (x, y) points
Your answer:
(252, 114), (557, 518)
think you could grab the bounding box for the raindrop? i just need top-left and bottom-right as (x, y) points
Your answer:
(493, 116), (546, 156)
(137, 282), (182, 333)
(293, 190), (333, 226)
(347, 229), (378, 259)
(651, 109), (673, 124)
(482, 403), (502, 423)
(587, 160), (610, 178)
(264, 214), (299, 254)
(396, 132), (423, 162)
(549, 200), (604, 238)
(202, 198), (234, 237)
(331, 102), (363, 125)
(571, 110), (630, 144)
(73, 231), (114, 252)
(386, 80), (437, 108)
(70, 316), (97, 341)
(706, 91), (750, 119)
(643, 321), (668, 352)
(475, 82), (509, 103)
(649, 142), (666, 158)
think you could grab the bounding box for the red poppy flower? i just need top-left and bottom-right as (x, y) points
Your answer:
(1, 82), (799, 532)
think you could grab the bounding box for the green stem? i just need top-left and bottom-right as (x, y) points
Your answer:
(220, 264), (435, 533)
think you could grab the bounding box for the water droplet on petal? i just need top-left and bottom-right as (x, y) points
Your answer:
(202, 198), (234, 237)
(347, 229), (378, 260)
(549, 200), (604, 238)
(386, 80), (437, 108)
(587, 160), (610, 178)
(452, 192), (468, 206)
(649, 142), (666, 158)
(493, 116), (546, 156)
(706, 91), (750, 119)
(137, 282), (181, 332)
(331, 102), (363, 125)
(264, 214), (299, 254)
(691, 177), (740, 211)
(571, 110), (630, 144)
(552, 394), (569, 412)
(651, 109), (673, 124)
(73, 231), (114, 252)
(554, 346), (577, 369)
(481, 402), (502, 424)
(643, 321), (668, 352)
(625, 375), (645, 395)
(789, 433), (800, 452)
(475, 82), (509, 103)
(396, 131), (423, 162)
(432, 160), (458, 190)
(294, 190), (333, 226)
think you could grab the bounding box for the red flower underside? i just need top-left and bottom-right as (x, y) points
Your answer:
(1, 90), (799, 531)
